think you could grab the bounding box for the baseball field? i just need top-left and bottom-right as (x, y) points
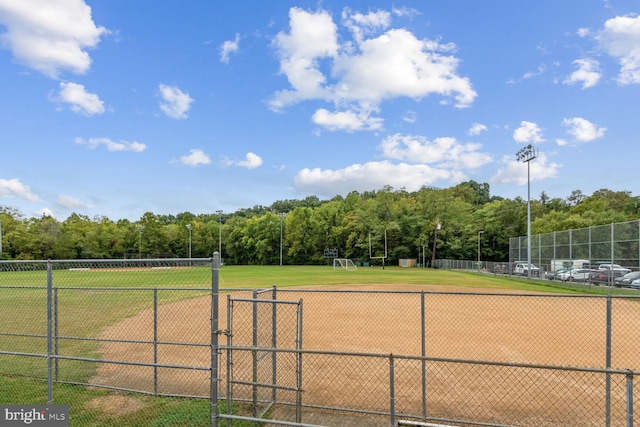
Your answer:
(2, 264), (639, 425)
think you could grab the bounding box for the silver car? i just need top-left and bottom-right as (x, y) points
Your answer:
(557, 268), (592, 282)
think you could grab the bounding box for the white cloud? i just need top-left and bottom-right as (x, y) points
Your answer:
(402, 110), (417, 123)
(332, 28), (475, 106)
(312, 108), (383, 132)
(74, 137), (146, 152)
(468, 122), (487, 136)
(596, 14), (640, 84)
(294, 132), (491, 197)
(391, 6), (420, 19)
(0, 178), (38, 201)
(513, 121), (544, 144)
(342, 8), (391, 44)
(490, 152), (560, 186)
(269, 7), (476, 132)
(54, 81), (105, 116)
(564, 58), (601, 89)
(220, 33), (240, 64)
(237, 152), (263, 169)
(577, 28), (590, 38)
(0, 0), (107, 78)
(562, 117), (606, 142)
(222, 152), (263, 169)
(380, 134), (492, 169)
(158, 84), (193, 119)
(179, 149), (211, 167)
(36, 208), (54, 217)
(523, 65), (546, 80)
(294, 161), (464, 197)
(56, 195), (90, 209)
(270, 7), (338, 111)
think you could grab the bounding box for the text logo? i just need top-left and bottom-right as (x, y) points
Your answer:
(1, 405), (68, 426)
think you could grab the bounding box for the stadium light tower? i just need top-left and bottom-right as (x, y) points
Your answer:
(516, 144), (538, 279)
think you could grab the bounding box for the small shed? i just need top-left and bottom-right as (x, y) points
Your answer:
(399, 258), (417, 268)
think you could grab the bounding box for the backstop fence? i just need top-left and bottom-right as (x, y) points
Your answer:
(509, 219), (640, 273)
(1, 257), (639, 426)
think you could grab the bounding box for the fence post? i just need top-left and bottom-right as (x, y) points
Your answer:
(211, 252), (220, 427)
(605, 295), (612, 427)
(47, 260), (53, 404)
(627, 371), (634, 427)
(389, 353), (395, 427)
(296, 299), (304, 424)
(421, 291), (427, 418)
(252, 289), (258, 417)
(271, 284), (277, 404)
(153, 288), (158, 395)
(225, 293), (232, 426)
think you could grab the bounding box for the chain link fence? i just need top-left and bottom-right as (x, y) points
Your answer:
(509, 219), (640, 274)
(0, 258), (215, 426)
(2, 259), (640, 426)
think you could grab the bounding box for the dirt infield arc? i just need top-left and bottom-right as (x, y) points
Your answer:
(91, 284), (640, 425)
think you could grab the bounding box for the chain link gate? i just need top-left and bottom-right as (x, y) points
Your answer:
(223, 287), (303, 424)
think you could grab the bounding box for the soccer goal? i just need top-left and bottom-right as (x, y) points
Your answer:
(333, 258), (358, 271)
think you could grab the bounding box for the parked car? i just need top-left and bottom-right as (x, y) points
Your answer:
(557, 268), (593, 282)
(598, 264), (631, 274)
(546, 267), (572, 280)
(589, 269), (620, 285)
(630, 278), (640, 289)
(513, 262), (540, 277)
(614, 271), (640, 287)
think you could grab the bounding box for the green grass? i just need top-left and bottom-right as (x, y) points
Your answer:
(216, 264), (637, 295)
(1, 264), (636, 425)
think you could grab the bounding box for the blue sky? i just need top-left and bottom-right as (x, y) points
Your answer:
(1, 0), (639, 221)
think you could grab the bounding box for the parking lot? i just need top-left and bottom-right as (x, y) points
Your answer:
(492, 260), (640, 289)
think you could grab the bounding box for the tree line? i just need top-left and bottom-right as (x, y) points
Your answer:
(1, 182), (639, 265)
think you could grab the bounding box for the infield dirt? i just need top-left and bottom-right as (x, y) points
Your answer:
(91, 284), (640, 425)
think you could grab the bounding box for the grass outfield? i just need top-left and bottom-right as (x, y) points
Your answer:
(0, 265), (634, 426)
(1, 263), (634, 293)
(213, 265), (636, 295)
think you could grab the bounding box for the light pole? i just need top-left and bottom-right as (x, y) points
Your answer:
(431, 222), (441, 268)
(186, 224), (192, 258)
(216, 210), (223, 259)
(279, 212), (287, 266)
(136, 225), (144, 259)
(516, 144), (538, 279)
(477, 230), (484, 271)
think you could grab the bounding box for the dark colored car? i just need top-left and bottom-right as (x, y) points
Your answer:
(614, 271), (640, 287)
(590, 269), (624, 285)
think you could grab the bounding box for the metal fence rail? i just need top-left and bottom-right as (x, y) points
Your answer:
(1, 258), (640, 426)
(223, 347), (638, 427)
